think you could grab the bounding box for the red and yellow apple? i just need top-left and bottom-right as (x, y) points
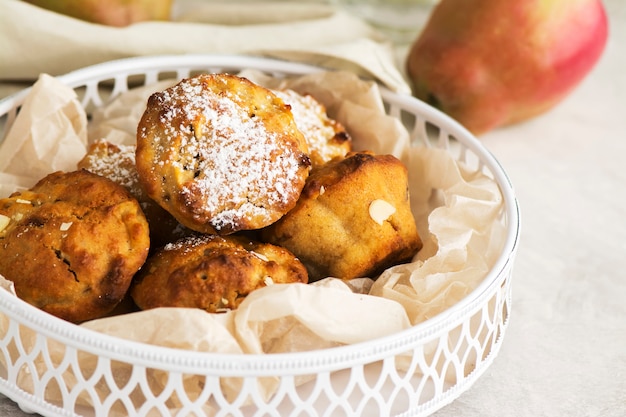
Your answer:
(23, 0), (173, 27)
(406, 0), (608, 135)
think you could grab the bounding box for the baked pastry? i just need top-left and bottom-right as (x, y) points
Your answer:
(135, 73), (312, 235)
(77, 140), (144, 203)
(262, 151), (422, 281)
(272, 89), (351, 168)
(130, 234), (308, 313)
(0, 170), (150, 323)
(77, 139), (190, 249)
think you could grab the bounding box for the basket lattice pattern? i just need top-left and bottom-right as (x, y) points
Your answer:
(0, 268), (511, 417)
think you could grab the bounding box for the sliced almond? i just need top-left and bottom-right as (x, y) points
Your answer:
(264, 276), (274, 286)
(369, 199), (396, 225)
(252, 251), (269, 262)
(319, 185), (326, 195)
(60, 222), (73, 231)
(0, 214), (9, 233)
(15, 199), (31, 205)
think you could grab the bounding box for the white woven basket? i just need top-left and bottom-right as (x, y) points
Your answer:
(0, 55), (520, 417)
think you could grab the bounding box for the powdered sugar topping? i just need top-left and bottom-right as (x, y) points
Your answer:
(145, 75), (307, 231)
(82, 141), (142, 197)
(273, 89), (342, 163)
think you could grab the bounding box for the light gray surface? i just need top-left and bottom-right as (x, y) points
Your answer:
(1, 1), (625, 416)
(432, 2), (626, 416)
(1, 393), (32, 417)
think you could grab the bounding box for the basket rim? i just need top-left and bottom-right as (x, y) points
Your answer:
(0, 54), (521, 375)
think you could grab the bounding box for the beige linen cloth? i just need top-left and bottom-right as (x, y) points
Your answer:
(0, 0), (411, 97)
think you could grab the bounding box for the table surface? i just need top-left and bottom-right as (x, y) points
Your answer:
(2, 1), (625, 416)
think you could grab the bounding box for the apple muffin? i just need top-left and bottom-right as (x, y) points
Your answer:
(130, 234), (308, 313)
(262, 151), (422, 281)
(135, 73), (312, 235)
(0, 170), (150, 323)
(272, 88), (351, 168)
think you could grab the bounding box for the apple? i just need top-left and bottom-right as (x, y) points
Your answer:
(405, 0), (608, 135)
(23, 0), (173, 27)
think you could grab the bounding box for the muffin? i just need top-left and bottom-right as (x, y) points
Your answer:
(0, 170), (150, 323)
(135, 73), (312, 235)
(77, 139), (190, 249)
(130, 234), (308, 313)
(272, 88), (351, 168)
(262, 151), (422, 281)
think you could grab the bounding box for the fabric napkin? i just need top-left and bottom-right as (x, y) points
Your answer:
(0, 0), (411, 97)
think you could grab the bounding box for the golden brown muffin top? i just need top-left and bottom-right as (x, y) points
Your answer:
(0, 170), (150, 323)
(262, 151), (422, 281)
(136, 73), (311, 235)
(131, 233), (308, 313)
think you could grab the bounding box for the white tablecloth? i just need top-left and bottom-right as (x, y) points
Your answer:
(1, 1), (625, 416)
